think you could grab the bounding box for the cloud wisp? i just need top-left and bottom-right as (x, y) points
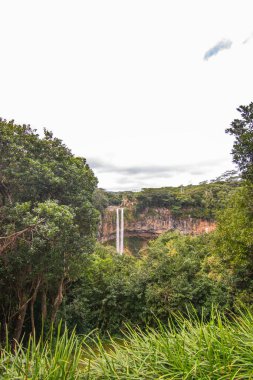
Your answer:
(204, 39), (233, 60)
(243, 32), (253, 44)
(88, 158), (214, 176)
(89, 158), (225, 175)
(88, 157), (229, 190)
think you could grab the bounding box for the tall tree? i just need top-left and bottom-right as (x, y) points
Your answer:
(0, 119), (99, 343)
(226, 102), (253, 181)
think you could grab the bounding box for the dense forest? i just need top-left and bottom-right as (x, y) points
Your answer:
(0, 102), (253, 378)
(95, 171), (240, 220)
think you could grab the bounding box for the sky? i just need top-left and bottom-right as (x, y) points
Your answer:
(1, 1), (253, 191)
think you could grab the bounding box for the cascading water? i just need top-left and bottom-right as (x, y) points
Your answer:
(116, 207), (124, 254)
(116, 208), (120, 252)
(120, 208), (124, 254)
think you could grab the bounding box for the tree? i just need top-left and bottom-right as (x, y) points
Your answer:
(212, 185), (253, 305)
(226, 102), (253, 181)
(141, 232), (229, 319)
(61, 243), (145, 334)
(0, 119), (99, 343)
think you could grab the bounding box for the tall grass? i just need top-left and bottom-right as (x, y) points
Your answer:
(2, 309), (253, 379)
(84, 308), (253, 379)
(0, 323), (86, 379)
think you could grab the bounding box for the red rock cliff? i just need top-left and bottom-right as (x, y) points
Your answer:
(99, 205), (216, 243)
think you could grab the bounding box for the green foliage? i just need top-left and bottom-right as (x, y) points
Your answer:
(0, 324), (86, 379)
(0, 120), (97, 206)
(4, 309), (253, 379)
(92, 189), (109, 213)
(63, 233), (229, 334)
(61, 244), (145, 334)
(99, 172), (240, 220)
(212, 184), (253, 303)
(226, 102), (253, 181)
(104, 191), (136, 208)
(84, 308), (253, 379)
(141, 232), (229, 320)
(134, 177), (240, 219)
(1, 99), (253, 376)
(0, 119), (99, 342)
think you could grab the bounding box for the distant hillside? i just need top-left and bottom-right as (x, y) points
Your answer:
(94, 171), (240, 218)
(94, 171), (241, 251)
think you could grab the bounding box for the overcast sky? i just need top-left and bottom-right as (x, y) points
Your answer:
(1, 0), (253, 190)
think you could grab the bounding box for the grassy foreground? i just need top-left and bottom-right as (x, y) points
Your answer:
(2, 309), (253, 379)
(85, 308), (253, 379)
(0, 324), (85, 380)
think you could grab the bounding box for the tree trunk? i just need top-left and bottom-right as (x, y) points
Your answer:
(41, 289), (47, 323)
(51, 278), (64, 325)
(30, 278), (41, 337)
(0, 316), (7, 345)
(12, 298), (28, 350)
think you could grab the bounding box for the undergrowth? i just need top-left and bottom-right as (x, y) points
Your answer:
(2, 308), (253, 379)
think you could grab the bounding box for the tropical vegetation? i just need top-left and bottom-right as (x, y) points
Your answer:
(0, 102), (253, 378)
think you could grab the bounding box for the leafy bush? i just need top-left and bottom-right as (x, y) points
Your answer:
(62, 233), (229, 334)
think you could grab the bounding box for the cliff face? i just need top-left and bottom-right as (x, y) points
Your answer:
(99, 205), (216, 243)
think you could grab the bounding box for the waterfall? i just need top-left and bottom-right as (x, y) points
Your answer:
(116, 208), (120, 253)
(116, 207), (124, 254)
(120, 208), (124, 254)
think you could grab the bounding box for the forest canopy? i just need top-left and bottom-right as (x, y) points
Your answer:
(0, 119), (99, 343)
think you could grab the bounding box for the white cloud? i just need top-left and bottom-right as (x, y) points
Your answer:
(204, 39), (233, 60)
(0, 0), (252, 190)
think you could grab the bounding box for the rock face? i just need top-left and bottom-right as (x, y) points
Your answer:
(99, 205), (216, 243)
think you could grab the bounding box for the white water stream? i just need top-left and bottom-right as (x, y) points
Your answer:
(116, 208), (124, 254)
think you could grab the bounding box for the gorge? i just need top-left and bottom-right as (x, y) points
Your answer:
(99, 203), (216, 253)
(96, 179), (239, 253)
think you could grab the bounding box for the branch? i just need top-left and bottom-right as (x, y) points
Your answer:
(0, 220), (44, 255)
